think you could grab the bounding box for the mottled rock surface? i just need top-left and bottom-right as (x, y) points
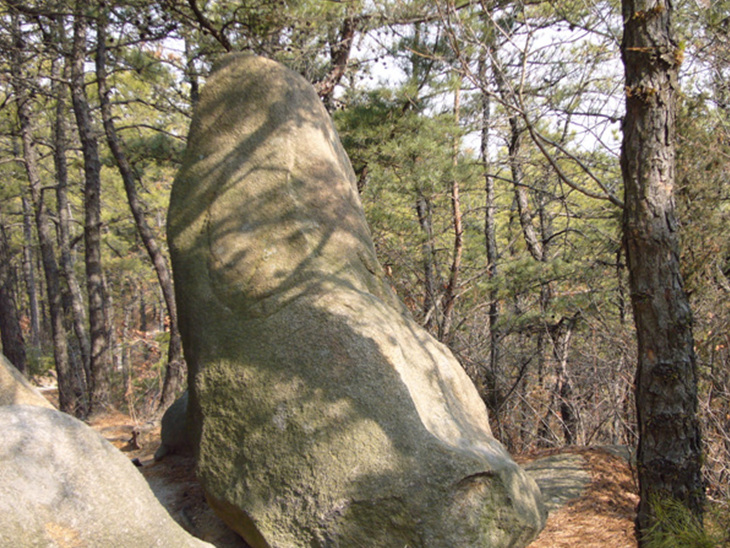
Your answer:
(0, 353), (54, 409)
(168, 53), (546, 547)
(155, 390), (193, 461)
(524, 453), (591, 513)
(0, 405), (213, 548)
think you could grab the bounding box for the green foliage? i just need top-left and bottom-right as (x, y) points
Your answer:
(25, 350), (56, 378)
(335, 83), (470, 311)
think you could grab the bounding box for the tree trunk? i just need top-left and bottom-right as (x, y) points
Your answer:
(616, 245), (627, 325)
(550, 314), (579, 445)
(96, 11), (185, 417)
(52, 45), (91, 390)
(620, 0), (704, 538)
(19, 180), (41, 353)
(479, 53), (502, 427)
(184, 38), (200, 108)
(440, 84), (463, 342)
(71, 1), (109, 415)
(509, 123), (543, 262)
(315, 16), (357, 109)
(10, 13), (83, 415)
(492, 57), (543, 263)
(0, 219), (26, 373)
(415, 191), (438, 330)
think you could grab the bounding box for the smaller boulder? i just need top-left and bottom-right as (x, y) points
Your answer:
(0, 353), (54, 409)
(155, 390), (193, 461)
(0, 405), (213, 548)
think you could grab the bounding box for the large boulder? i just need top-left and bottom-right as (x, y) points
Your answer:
(0, 353), (54, 409)
(0, 404), (213, 548)
(168, 53), (546, 547)
(154, 389), (193, 461)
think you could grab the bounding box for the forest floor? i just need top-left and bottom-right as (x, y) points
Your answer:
(520, 447), (639, 547)
(86, 411), (641, 548)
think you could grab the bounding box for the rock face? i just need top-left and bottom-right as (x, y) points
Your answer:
(155, 390), (193, 461)
(168, 53), (546, 547)
(0, 353), (54, 409)
(0, 404), (213, 548)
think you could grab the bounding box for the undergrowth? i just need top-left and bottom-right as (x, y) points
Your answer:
(642, 496), (730, 548)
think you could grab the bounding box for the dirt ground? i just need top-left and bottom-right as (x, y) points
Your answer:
(522, 447), (639, 548)
(88, 412), (248, 547)
(89, 412), (640, 547)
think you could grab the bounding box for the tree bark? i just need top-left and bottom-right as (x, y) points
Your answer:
(184, 38), (200, 108)
(0, 219), (26, 373)
(620, 0), (704, 538)
(415, 191), (438, 330)
(96, 9), (186, 417)
(52, 44), (91, 390)
(440, 85), (464, 342)
(315, 16), (358, 109)
(509, 122), (543, 262)
(19, 177), (41, 353)
(493, 61), (543, 262)
(10, 12), (83, 415)
(71, 0), (109, 415)
(478, 52), (503, 428)
(550, 313), (579, 445)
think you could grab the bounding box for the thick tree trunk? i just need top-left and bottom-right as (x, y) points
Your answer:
(96, 12), (186, 417)
(0, 220), (26, 373)
(620, 0), (704, 538)
(71, 1), (109, 415)
(10, 14), (83, 415)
